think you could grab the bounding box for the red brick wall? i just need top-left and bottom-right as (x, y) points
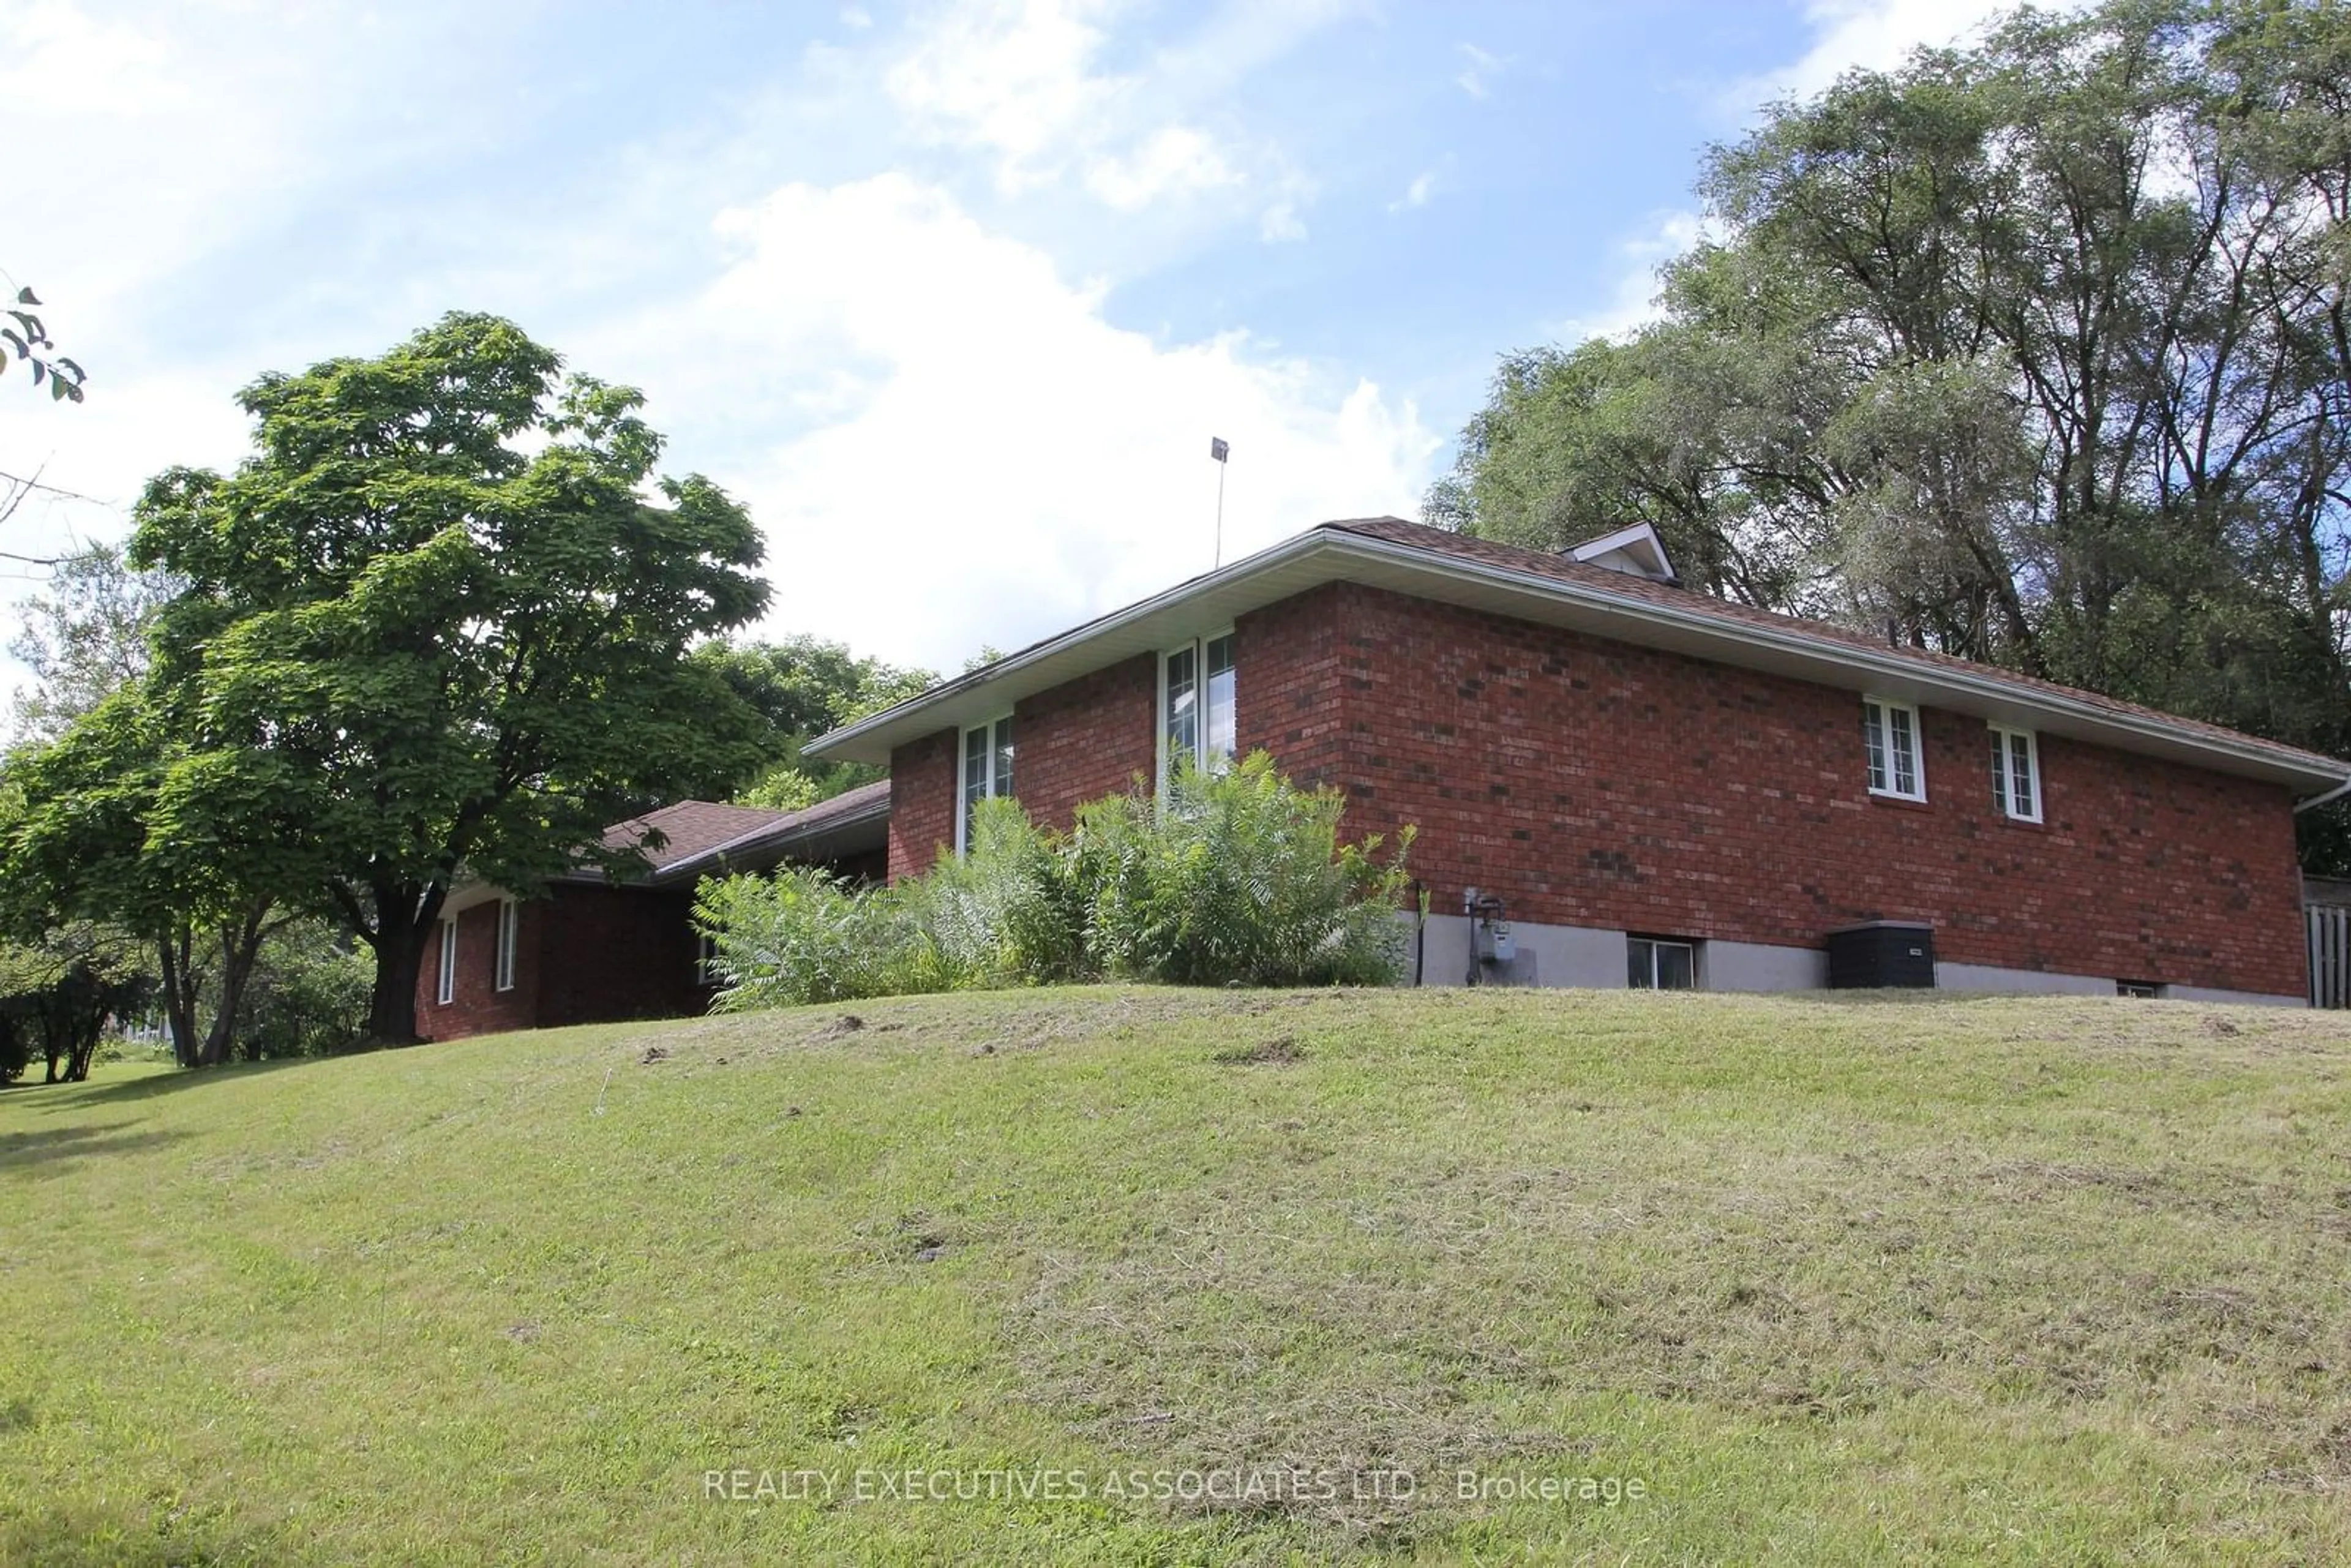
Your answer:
(888, 729), (959, 882)
(879, 579), (2306, 996)
(1014, 653), (1158, 832)
(416, 885), (720, 1041)
(535, 886), (711, 1029)
(418, 897), (536, 1040)
(1235, 583), (1355, 793)
(1285, 584), (2305, 997)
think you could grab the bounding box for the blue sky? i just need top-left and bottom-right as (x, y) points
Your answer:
(0, 0), (2015, 683)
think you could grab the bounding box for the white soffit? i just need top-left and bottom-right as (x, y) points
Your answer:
(1568, 521), (1676, 582)
(806, 528), (2349, 793)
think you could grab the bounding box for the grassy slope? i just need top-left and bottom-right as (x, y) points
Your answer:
(2, 987), (2349, 1565)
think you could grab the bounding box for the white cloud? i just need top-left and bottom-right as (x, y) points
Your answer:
(1737, 0), (2063, 106)
(1083, 123), (1241, 209)
(840, 6), (874, 28)
(1555, 209), (1705, 344)
(886, 0), (1125, 192)
(1389, 171), (1434, 213)
(1258, 201), (1308, 244)
(880, 0), (1351, 221)
(598, 174), (1438, 671)
(884, 0), (1267, 216)
(1455, 41), (1504, 99)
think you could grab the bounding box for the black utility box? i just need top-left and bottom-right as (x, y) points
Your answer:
(1826, 921), (1936, 989)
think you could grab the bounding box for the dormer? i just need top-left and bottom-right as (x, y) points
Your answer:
(1566, 522), (1678, 584)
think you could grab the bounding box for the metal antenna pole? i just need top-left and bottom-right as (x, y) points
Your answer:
(1210, 435), (1231, 567)
(1214, 457), (1226, 568)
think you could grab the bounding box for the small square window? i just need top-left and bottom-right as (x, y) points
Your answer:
(1863, 697), (1925, 802)
(1629, 936), (1697, 991)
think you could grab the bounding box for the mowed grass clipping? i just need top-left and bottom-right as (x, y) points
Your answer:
(3, 986), (2349, 1564)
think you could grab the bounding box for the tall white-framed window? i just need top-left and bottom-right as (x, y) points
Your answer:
(956, 714), (1015, 855)
(494, 899), (519, 992)
(1159, 632), (1236, 792)
(1862, 697), (1925, 802)
(436, 918), (457, 1006)
(1989, 725), (2041, 822)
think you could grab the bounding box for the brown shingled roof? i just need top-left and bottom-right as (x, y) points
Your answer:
(601, 800), (793, 874)
(590, 780), (894, 885)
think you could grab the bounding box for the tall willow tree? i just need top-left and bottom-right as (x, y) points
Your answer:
(1430, 0), (2351, 863)
(127, 314), (772, 1041)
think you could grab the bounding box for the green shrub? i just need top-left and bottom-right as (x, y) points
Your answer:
(917, 797), (1090, 986)
(1074, 752), (1414, 986)
(695, 751), (1412, 1008)
(694, 865), (936, 1009)
(235, 920), (372, 1059)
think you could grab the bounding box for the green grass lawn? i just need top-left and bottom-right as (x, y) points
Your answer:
(3, 986), (2349, 1564)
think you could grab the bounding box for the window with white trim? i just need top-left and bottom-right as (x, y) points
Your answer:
(1862, 697), (1925, 801)
(494, 899), (519, 992)
(1989, 725), (2040, 822)
(697, 934), (721, 986)
(1161, 632), (1235, 790)
(436, 918), (457, 1006)
(957, 715), (1014, 854)
(1628, 936), (1697, 991)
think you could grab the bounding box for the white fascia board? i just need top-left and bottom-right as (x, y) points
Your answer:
(1569, 521), (1675, 580)
(807, 528), (2351, 796)
(651, 796), (892, 885)
(803, 530), (1345, 765)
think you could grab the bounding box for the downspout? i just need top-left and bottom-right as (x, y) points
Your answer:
(1411, 882), (1427, 986)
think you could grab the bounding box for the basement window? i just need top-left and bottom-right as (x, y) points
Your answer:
(436, 918), (457, 1006)
(1989, 725), (2041, 822)
(1161, 632), (1236, 790)
(1863, 697), (1925, 802)
(958, 714), (1015, 855)
(2117, 979), (2162, 999)
(495, 899), (519, 992)
(1628, 936), (1697, 991)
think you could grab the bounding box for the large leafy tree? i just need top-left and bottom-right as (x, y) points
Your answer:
(128, 313), (771, 1041)
(6, 543), (178, 744)
(1, 545), (252, 1068)
(5, 681), (287, 1068)
(0, 921), (149, 1084)
(692, 634), (935, 810)
(1430, 0), (2351, 865)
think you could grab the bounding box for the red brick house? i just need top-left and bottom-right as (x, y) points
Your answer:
(418, 782), (887, 1039)
(804, 516), (2349, 1005)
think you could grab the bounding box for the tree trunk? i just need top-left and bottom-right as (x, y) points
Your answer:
(199, 901), (276, 1067)
(66, 1024), (100, 1082)
(366, 921), (430, 1045)
(156, 927), (201, 1069)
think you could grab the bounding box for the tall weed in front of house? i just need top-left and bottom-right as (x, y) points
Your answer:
(696, 752), (1413, 1008)
(692, 866), (928, 1007)
(1073, 753), (1414, 986)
